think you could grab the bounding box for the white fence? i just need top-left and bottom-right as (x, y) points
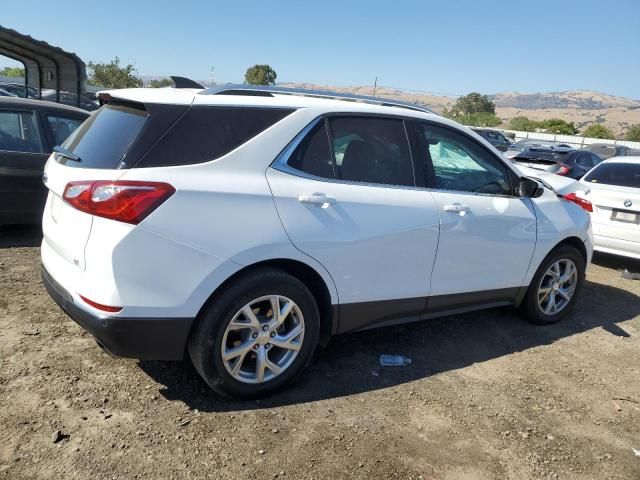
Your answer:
(502, 129), (640, 150)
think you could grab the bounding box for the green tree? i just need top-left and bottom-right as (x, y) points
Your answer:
(87, 57), (142, 89)
(583, 124), (615, 139)
(538, 118), (578, 135)
(456, 112), (502, 127)
(148, 78), (173, 88)
(444, 92), (496, 117)
(244, 64), (277, 85)
(625, 124), (640, 142)
(508, 116), (538, 132)
(0, 66), (24, 77)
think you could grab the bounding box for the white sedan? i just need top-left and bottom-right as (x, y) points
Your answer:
(579, 156), (640, 259)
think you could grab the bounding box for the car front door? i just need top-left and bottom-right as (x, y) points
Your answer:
(0, 109), (49, 224)
(267, 115), (440, 332)
(412, 121), (537, 311)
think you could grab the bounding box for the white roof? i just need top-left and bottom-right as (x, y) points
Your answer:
(98, 87), (444, 123)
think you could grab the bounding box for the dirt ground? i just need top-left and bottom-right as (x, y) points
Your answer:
(0, 225), (638, 480)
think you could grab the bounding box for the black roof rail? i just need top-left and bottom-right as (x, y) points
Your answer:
(199, 84), (435, 114)
(170, 76), (204, 89)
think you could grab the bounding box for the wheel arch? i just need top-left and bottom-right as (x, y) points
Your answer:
(193, 258), (337, 347)
(556, 236), (588, 264)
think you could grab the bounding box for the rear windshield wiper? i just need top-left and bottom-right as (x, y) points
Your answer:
(53, 146), (82, 163)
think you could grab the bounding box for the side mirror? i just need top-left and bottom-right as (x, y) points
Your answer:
(517, 177), (544, 198)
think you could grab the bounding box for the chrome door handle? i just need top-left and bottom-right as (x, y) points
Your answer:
(298, 193), (337, 207)
(443, 203), (470, 213)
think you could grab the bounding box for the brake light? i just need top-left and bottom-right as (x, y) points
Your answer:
(63, 181), (175, 224)
(557, 164), (571, 175)
(562, 192), (593, 212)
(78, 295), (122, 313)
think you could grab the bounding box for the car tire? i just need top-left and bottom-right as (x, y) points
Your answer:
(519, 244), (585, 325)
(188, 267), (320, 399)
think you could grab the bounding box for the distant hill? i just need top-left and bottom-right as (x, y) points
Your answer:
(279, 83), (640, 136)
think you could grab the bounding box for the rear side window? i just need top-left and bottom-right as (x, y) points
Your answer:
(61, 103), (147, 168)
(138, 107), (294, 167)
(287, 120), (334, 179)
(584, 163), (640, 188)
(0, 110), (44, 153)
(328, 117), (415, 187)
(46, 114), (84, 146)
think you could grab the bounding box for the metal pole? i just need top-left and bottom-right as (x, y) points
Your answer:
(373, 76), (377, 98)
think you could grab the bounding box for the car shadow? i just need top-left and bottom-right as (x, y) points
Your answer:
(592, 251), (640, 273)
(138, 278), (639, 412)
(0, 225), (42, 248)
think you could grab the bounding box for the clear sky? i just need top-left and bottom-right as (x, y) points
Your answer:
(3, 0), (639, 98)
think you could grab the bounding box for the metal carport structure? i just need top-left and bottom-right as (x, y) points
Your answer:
(0, 25), (86, 106)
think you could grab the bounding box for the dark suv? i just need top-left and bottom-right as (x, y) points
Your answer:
(0, 97), (88, 224)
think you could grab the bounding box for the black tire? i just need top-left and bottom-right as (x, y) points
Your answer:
(188, 267), (320, 399)
(519, 244), (586, 325)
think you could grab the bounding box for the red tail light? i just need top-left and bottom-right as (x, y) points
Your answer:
(79, 295), (122, 313)
(557, 164), (571, 175)
(562, 192), (593, 212)
(63, 181), (175, 224)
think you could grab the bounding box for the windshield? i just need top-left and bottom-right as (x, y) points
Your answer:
(583, 162), (640, 188)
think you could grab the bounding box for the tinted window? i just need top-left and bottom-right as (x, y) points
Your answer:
(590, 153), (603, 166)
(46, 114), (84, 146)
(328, 117), (415, 187)
(61, 103), (147, 168)
(287, 120), (334, 179)
(574, 153), (591, 167)
(139, 107), (294, 167)
(416, 123), (511, 195)
(0, 110), (44, 153)
(584, 163), (640, 188)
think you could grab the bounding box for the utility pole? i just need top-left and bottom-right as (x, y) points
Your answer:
(373, 76), (377, 97)
(210, 66), (215, 86)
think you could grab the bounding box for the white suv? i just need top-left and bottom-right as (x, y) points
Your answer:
(42, 85), (593, 398)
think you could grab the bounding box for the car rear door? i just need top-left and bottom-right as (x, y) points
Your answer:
(411, 121), (537, 308)
(0, 108), (50, 223)
(267, 115), (440, 332)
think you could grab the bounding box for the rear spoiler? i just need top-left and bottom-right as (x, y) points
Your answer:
(97, 76), (204, 105)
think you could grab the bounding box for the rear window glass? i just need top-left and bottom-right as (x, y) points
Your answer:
(584, 163), (640, 188)
(137, 106), (294, 167)
(61, 103), (147, 168)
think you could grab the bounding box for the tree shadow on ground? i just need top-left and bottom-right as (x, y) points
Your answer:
(0, 225), (42, 248)
(139, 276), (639, 412)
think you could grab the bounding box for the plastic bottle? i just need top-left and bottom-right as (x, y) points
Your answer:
(379, 354), (412, 367)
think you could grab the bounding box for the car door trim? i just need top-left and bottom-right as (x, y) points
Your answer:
(337, 287), (523, 333)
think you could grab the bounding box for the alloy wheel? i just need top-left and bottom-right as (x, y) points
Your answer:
(221, 295), (305, 384)
(537, 259), (578, 315)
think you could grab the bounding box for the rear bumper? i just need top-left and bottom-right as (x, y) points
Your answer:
(593, 234), (640, 260)
(42, 266), (193, 360)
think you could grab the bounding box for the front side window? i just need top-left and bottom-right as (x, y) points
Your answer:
(328, 117), (415, 187)
(416, 123), (511, 195)
(0, 110), (44, 153)
(583, 162), (640, 188)
(46, 114), (84, 146)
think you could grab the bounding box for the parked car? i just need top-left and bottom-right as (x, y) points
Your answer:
(509, 146), (602, 179)
(41, 86), (593, 398)
(40, 90), (100, 111)
(0, 97), (89, 224)
(583, 143), (640, 160)
(470, 127), (512, 151)
(504, 139), (573, 159)
(578, 157), (640, 259)
(0, 81), (39, 99)
(0, 88), (17, 97)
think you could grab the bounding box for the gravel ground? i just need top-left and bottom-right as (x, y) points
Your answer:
(1, 225), (639, 479)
